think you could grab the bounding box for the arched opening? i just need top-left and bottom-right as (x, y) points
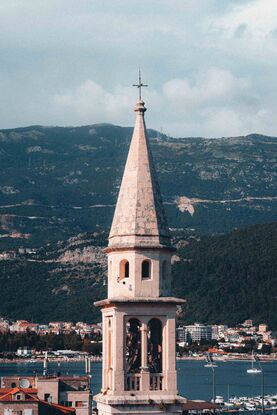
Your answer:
(147, 318), (163, 373)
(141, 260), (151, 280)
(126, 318), (141, 373)
(119, 259), (129, 280)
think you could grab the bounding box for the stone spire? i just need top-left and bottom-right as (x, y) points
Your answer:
(108, 100), (171, 250)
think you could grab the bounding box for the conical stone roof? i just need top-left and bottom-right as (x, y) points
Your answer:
(108, 100), (172, 250)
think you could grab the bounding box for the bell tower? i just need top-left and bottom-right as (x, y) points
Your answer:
(94, 83), (186, 415)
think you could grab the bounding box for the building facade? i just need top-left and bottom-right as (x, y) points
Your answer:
(93, 99), (187, 415)
(0, 377), (90, 415)
(184, 324), (212, 343)
(0, 387), (76, 415)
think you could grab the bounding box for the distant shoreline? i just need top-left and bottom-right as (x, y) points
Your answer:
(178, 355), (277, 362)
(1, 355), (277, 364)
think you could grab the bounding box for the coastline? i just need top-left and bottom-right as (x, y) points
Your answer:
(1, 354), (277, 364)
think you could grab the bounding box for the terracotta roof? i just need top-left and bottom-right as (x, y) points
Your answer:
(0, 388), (37, 395)
(0, 388), (75, 414)
(0, 387), (38, 401)
(109, 100), (171, 250)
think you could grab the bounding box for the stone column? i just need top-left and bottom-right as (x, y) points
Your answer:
(165, 315), (177, 394)
(101, 312), (107, 392)
(140, 322), (150, 392)
(113, 310), (125, 394)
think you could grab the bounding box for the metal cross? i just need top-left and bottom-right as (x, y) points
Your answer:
(132, 70), (148, 100)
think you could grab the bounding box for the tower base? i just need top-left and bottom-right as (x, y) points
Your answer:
(94, 394), (187, 415)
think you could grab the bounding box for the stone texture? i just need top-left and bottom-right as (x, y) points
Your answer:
(94, 99), (186, 415)
(109, 101), (171, 249)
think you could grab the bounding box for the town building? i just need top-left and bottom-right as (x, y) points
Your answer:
(211, 324), (228, 340)
(0, 319), (9, 333)
(0, 376), (91, 415)
(37, 377), (91, 415)
(10, 321), (38, 333)
(16, 347), (33, 358)
(184, 323), (212, 343)
(0, 386), (76, 415)
(242, 319), (254, 328)
(93, 92), (187, 415)
(258, 324), (268, 333)
(176, 326), (189, 344)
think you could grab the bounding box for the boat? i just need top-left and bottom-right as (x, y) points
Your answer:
(204, 352), (218, 368)
(204, 362), (218, 368)
(215, 396), (224, 404)
(247, 351), (262, 374)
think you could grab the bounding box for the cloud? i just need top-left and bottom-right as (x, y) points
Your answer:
(0, 0), (277, 137)
(163, 68), (250, 107)
(49, 67), (274, 138)
(50, 81), (135, 126)
(159, 68), (258, 136)
(211, 0), (277, 39)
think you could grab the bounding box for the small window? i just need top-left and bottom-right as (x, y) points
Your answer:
(141, 260), (151, 279)
(44, 393), (51, 403)
(119, 259), (129, 280)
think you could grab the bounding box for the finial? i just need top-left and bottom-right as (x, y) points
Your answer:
(132, 69), (148, 101)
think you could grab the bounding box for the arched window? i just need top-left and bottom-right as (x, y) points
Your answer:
(119, 259), (129, 280)
(141, 260), (151, 280)
(126, 318), (141, 374)
(162, 260), (167, 280)
(147, 318), (163, 373)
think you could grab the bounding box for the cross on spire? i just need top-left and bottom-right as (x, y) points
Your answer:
(132, 70), (148, 101)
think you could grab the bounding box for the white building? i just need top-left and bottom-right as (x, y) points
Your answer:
(185, 323), (212, 343)
(16, 347), (33, 357)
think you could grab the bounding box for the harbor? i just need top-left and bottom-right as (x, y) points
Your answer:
(1, 359), (277, 410)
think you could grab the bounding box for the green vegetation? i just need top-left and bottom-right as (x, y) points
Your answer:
(0, 258), (105, 323)
(0, 126), (276, 249)
(0, 331), (101, 355)
(0, 223), (276, 328)
(0, 126), (276, 328)
(172, 222), (277, 329)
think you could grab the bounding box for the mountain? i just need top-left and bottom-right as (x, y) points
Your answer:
(0, 125), (276, 327)
(0, 231), (107, 323)
(0, 125), (276, 251)
(172, 222), (277, 329)
(0, 222), (276, 329)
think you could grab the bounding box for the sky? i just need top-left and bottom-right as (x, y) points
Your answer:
(1, 0), (277, 137)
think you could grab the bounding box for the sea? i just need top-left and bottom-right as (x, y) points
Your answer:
(0, 360), (277, 402)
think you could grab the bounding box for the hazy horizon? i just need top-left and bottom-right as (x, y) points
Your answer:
(1, 0), (277, 137)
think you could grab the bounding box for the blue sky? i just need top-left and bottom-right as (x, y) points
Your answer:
(1, 0), (277, 137)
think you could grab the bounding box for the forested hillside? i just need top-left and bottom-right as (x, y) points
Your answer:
(173, 222), (277, 328)
(0, 223), (276, 328)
